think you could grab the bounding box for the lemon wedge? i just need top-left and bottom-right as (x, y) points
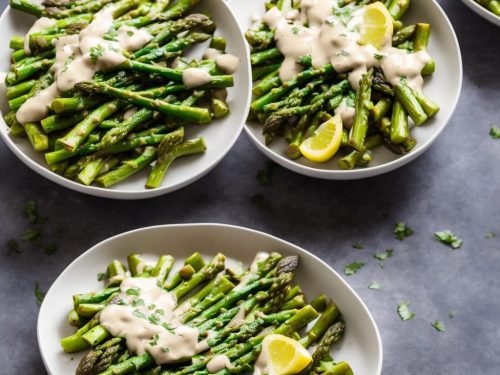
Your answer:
(263, 334), (312, 375)
(299, 114), (343, 163)
(359, 2), (393, 49)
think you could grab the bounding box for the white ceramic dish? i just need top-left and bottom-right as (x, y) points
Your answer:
(38, 223), (383, 375)
(230, 0), (462, 180)
(0, 0), (251, 199)
(461, 0), (500, 26)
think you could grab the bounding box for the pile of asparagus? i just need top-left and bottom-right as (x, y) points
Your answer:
(475, 0), (500, 16)
(62, 252), (353, 375)
(4, 0), (235, 188)
(247, 0), (439, 169)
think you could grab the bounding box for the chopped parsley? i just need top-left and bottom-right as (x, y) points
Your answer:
(485, 231), (496, 239)
(352, 242), (364, 250)
(490, 125), (500, 139)
(394, 222), (414, 241)
(434, 230), (463, 249)
(104, 27), (118, 41)
(431, 320), (446, 332)
(344, 261), (365, 276)
(90, 45), (105, 63)
(161, 346), (171, 352)
(132, 298), (145, 307)
(126, 288), (141, 296)
(148, 314), (160, 325)
(148, 304), (157, 310)
(35, 280), (45, 305)
(149, 334), (159, 346)
(374, 249), (393, 261)
(162, 323), (174, 333)
(127, 30), (134, 37)
(156, 309), (165, 316)
(97, 272), (107, 281)
(21, 228), (41, 242)
(6, 239), (22, 255)
(368, 281), (382, 290)
(397, 302), (415, 321)
(24, 200), (38, 224)
(373, 53), (384, 61)
(291, 26), (299, 34)
(132, 310), (147, 319)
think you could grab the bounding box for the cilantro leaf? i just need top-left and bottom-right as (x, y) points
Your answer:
(431, 320), (446, 332)
(126, 288), (140, 296)
(132, 310), (147, 319)
(344, 262), (365, 275)
(352, 242), (364, 250)
(90, 45), (105, 63)
(127, 30), (134, 37)
(374, 249), (393, 261)
(397, 302), (415, 321)
(6, 239), (22, 255)
(373, 53), (384, 60)
(161, 346), (170, 352)
(394, 222), (413, 241)
(35, 280), (45, 305)
(21, 228), (41, 242)
(368, 281), (382, 290)
(434, 230), (463, 249)
(485, 231), (496, 239)
(490, 125), (500, 139)
(24, 200), (38, 224)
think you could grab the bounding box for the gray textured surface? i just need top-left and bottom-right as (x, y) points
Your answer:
(1, 1), (499, 374)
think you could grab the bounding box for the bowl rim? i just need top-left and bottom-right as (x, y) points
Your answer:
(241, 0), (463, 180)
(0, 0), (252, 200)
(460, 0), (500, 26)
(37, 223), (383, 375)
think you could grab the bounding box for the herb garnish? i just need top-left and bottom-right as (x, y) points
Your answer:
(21, 228), (41, 242)
(90, 45), (105, 63)
(133, 310), (147, 319)
(485, 231), (496, 239)
(24, 200), (38, 224)
(344, 262), (365, 275)
(162, 323), (174, 333)
(434, 230), (462, 249)
(352, 242), (364, 250)
(35, 280), (46, 305)
(490, 125), (500, 139)
(126, 288), (140, 296)
(431, 320), (446, 332)
(127, 30), (134, 37)
(397, 302), (415, 321)
(6, 239), (22, 255)
(149, 334), (159, 346)
(394, 222), (414, 240)
(256, 161), (274, 186)
(368, 281), (382, 290)
(374, 249), (393, 261)
(373, 53), (384, 60)
(291, 26), (299, 34)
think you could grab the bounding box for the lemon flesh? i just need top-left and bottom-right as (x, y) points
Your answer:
(359, 2), (393, 49)
(299, 114), (343, 163)
(264, 334), (312, 375)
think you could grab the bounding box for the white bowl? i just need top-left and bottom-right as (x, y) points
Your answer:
(461, 0), (500, 26)
(38, 223), (383, 375)
(230, 0), (463, 180)
(0, 0), (251, 199)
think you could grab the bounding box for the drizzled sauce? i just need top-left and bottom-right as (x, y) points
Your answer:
(24, 17), (57, 54)
(100, 277), (212, 365)
(207, 354), (231, 373)
(182, 68), (212, 89)
(203, 48), (240, 74)
(16, 5), (152, 124)
(260, 0), (431, 91)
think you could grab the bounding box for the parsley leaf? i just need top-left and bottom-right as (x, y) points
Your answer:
(161, 346), (170, 352)
(6, 239), (22, 255)
(132, 298), (145, 307)
(431, 320), (446, 332)
(148, 334), (159, 346)
(394, 222), (413, 241)
(35, 280), (45, 305)
(344, 262), (365, 275)
(374, 249), (393, 261)
(490, 125), (500, 139)
(127, 30), (134, 37)
(162, 323), (174, 333)
(90, 45), (105, 63)
(24, 200), (38, 224)
(97, 272), (107, 281)
(291, 26), (299, 34)
(132, 310), (147, 319)
(434, 230), (463, 249)
(373, 53), (384, 60)
(21, 228), (41, 242)
(368, 281), (382, 290)
(397, 302), (415, 321)
(126, 288), (140, 296)
(352, 242), (364, 250)
(485, 231), (496, 239)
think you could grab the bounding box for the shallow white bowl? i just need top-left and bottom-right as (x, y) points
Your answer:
(0, 0), (251, 199)
(38, 223), (383, 375)
(230, 0), (462, 180)
(461, 0), (500, 26)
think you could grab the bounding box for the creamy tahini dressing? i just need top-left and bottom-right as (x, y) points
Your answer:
(182, 68), (212, 89)
(207, 355), (231, 373)
(100, 277), (211, 365)
(334, 98), (355, 127)
(136, 260), (156, 274)
(24, 17), (57, 54)
(260, 0), (431, 91)
(215, 54), (240, 74)
(233, 252), (269, 291)
(16, 6), (152, 124)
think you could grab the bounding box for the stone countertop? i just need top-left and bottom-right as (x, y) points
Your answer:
(0, 1), (499, 374)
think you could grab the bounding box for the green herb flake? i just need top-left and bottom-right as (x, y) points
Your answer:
(373, 53), (384, 60)
(133, 298), (145, 307)
(148, 334), (159, 347)
(132, 310), (147, 319)
(148, 315), (160, 325)
(35, 280), (45, 305)
(21, 228), (41, 242)
(448, 311), (456, 318)
(6, 239), (22, 255)
(374, 249), (393, 261)
(162, 323), (174, 333)
(485, 231), (496, 239)
(368, 281), (382, 290)
(344, 261), (365, 276)
(352, 242), (364, 250)
(394, 222), (414, 241)
(397, 302), (415, 321)
(431, 320), (446, 332)
(490, 125), (500, 139)
(127, 30), (134, 37)
(161, 346), (170, 352)
(126, 288), (140, 296)
(156, 309), (165, 316)
(90, 45), (105, 63)
(291, 26), (299, 34)
(434, 230), (463, 249)
(44, 243), (58, 255)
(97, 272), (107, 281)
(24, 200), (38, 224)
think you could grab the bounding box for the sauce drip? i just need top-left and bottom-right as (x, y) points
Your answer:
(207, 355), (231, 373)
(182, 68), (212, 89)
(24, 17), (57, 54)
